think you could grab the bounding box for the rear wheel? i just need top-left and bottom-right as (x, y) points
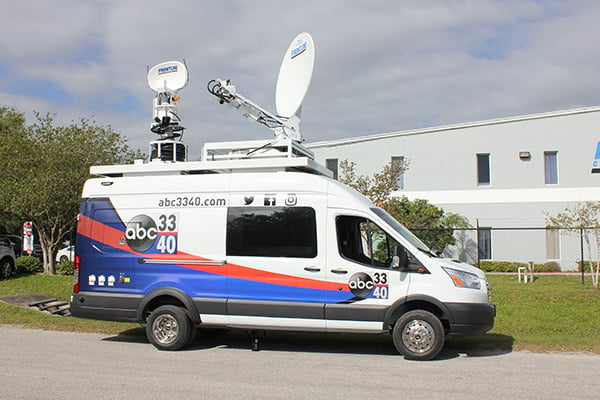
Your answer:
(393, 310), (445, 361)
(0, 258), (13, 280)
(146, 305), (193, 351)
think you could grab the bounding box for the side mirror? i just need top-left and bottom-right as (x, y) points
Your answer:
(392, 245), (409, 271)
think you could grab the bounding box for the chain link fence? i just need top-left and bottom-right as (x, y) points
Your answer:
(412, 227), (600, 272)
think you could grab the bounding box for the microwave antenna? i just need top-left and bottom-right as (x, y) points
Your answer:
(147, 60), (189, 162)
(208, 32), (315, 143)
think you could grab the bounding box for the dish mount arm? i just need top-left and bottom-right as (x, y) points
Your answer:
(207, 78), (302, 142)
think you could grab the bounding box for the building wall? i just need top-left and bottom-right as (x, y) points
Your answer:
(307, 107), (600, 270)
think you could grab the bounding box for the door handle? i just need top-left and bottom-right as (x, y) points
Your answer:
(330, 269), (348, 275)
(304, 266), (321, 272)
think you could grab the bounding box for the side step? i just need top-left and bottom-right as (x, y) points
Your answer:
(29, 298), (71, 316)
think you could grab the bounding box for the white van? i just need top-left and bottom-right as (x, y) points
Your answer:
(71, 151), (495, 360)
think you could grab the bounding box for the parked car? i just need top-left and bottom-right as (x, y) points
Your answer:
(56, 245), (75, 263)
(0, 235), (22, 257)
(0, 238), (16, 280)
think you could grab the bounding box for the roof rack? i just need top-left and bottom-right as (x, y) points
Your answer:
(202, 138), (314, 161)
(90, 145), (332, 178)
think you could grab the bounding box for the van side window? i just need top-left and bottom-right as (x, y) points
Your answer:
(227, 207), (317, 258)
(336, 216), (399, 268)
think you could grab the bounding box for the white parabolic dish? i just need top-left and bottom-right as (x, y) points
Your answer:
(275, 32), (315, 119)
(147, 61), (189, 92)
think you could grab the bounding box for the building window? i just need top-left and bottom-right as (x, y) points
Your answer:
(326, 158), (338, 180)
(478, 228), (492, 260)
(544, 151), (558, 184)
(477, 154), (490, 185)
(391, 156), (405, 189)
(546, 228), (560, 260)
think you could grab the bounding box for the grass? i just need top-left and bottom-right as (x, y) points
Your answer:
(486, 274), (600, 352)
(0, 274), (138, 334)
(1, 273), (599, 353)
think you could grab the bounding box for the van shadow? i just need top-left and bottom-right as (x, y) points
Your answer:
(103, 328), (514, 360)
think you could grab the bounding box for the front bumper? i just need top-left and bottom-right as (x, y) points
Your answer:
(445, 302), (496, 336)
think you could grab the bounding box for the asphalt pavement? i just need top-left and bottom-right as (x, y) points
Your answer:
(1, 325), (598, 399)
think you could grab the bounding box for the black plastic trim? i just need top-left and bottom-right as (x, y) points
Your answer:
(70, 292), (143, 322)
(325, 303), (388, 321)
(227, 299), (324, 319)
(445, 302), (496, 336)
(137, 287), (201, 325)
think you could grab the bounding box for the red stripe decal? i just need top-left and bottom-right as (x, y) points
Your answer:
(78, 215), (347, 291)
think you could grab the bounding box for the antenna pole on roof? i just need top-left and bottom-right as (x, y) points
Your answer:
(207, 32), (315, 143)
(147, 60), (189, 162)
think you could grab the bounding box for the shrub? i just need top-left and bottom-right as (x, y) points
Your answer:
(478, 261), (526, 272)
(535, 261), (561, 272)
(16, 256), (42, 274)
(56, 261), (74, 276)
(577, 261), (600, 273)
(477, 260), (562, 272)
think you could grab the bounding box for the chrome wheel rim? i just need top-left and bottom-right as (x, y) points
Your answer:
(152, 314), (179, 345)
(401, 319), (435, 354)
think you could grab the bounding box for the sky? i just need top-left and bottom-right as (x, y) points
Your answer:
(2, 0), (600, 160)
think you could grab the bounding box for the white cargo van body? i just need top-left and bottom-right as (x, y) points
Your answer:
(72, 160), (495, 360)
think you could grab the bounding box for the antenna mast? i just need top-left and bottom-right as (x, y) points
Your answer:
(147, 60), (189, 162)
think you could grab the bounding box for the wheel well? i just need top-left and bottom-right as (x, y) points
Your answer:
(1, 256), (14, 265)
(1, 256), (15, 270)
(387, 300), (450, 333)
(141, 295), (187, 323)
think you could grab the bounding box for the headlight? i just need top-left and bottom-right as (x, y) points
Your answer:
(443, 267), (481, 290)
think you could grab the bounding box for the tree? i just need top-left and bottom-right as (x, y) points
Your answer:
(338, 158), (408, 203)
(338, 158), (468, 253)
(382, 197), (465, 253)
(0, 107), (143, 274)
(546, 202), (600, 289)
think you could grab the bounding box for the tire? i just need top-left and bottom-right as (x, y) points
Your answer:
(146, 305), (193, 351)
(0, 258), (14, 280)
(392, 310), (445, 361)
(59, 255), (68, 263)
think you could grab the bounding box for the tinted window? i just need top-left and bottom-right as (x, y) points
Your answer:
(227, 207), (317, 258)
(544, 151), (558, 184)
(477, 153), (490, 185)
(478, 228), (492, 260)
(326, 159), (338, 179)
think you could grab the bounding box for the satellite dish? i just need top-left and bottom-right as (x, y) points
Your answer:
(275, 32), (315, 119)
(147, 61), (189, 92)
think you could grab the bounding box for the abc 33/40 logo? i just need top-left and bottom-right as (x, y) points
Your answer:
(125, 214), (177, 253)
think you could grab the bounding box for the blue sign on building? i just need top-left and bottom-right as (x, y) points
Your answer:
(592, 141), (600, 173)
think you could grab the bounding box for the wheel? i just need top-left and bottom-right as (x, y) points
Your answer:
(392, 310), (445, 361)
(59, 255), (68, 263)
(0, 258), (14, 280)
(146, 305), (193, 351)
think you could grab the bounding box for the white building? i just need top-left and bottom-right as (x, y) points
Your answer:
(307, 106), (600, 270)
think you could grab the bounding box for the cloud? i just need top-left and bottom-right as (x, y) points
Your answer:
(2, 0), (600, 159)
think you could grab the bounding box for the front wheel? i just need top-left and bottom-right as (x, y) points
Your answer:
(392, 310), (445, 361)
(146, 305), (193, 351)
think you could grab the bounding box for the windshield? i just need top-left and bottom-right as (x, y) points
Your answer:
(370, 207), (432, 253)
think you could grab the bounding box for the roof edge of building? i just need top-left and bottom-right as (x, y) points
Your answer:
(306, 106), (600, 149)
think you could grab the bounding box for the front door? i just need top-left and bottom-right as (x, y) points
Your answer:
(324, 210), (410, 332)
